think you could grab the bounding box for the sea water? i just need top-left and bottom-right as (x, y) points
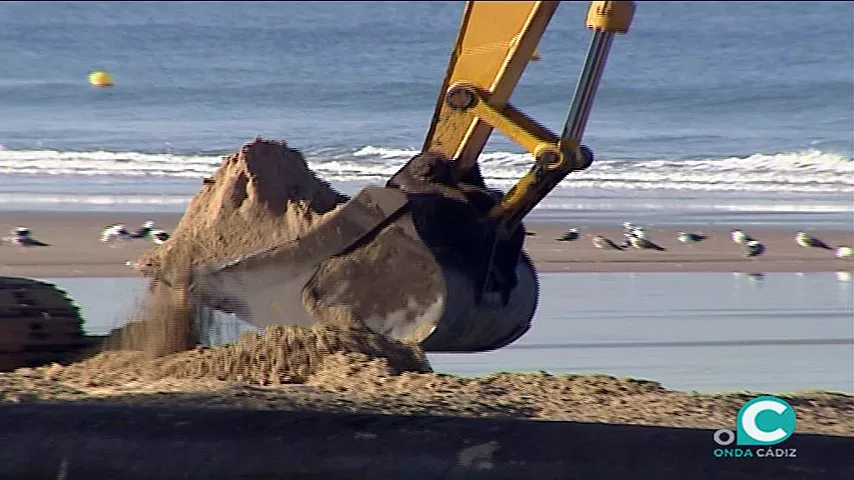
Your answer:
(0, 2), (851, 228)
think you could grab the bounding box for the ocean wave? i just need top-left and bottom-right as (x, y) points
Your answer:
(0, 146), (851, 194)
(0, 192), (190, 206)
(534, 201), (853, 214)
(2, 194), (850, 221)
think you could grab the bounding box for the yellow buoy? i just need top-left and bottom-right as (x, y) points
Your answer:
(88, 70), (114, 87)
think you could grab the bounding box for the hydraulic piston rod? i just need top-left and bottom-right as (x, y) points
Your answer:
(479, 0), (636, 234)
(561, 1), (635, 145)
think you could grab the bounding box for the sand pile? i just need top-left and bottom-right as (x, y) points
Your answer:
(47, 325), (431, 387)
(124, 137), (356, 356)
(10, 356), (852, 436)
(135, 137), (347, 276)
(116, 136), (443, 372)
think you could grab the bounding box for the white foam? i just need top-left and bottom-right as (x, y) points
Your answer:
(0, 149), (223, 177)
(535, 201), (854, 214)
(0, 147), (851, 194)
(0, 193), (189, 206)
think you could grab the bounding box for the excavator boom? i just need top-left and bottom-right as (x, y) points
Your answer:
(422, 1), (558, 177)
(186, 1), (635, 353)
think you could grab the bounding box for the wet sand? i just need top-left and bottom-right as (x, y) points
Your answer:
(0, 211), (851, 277)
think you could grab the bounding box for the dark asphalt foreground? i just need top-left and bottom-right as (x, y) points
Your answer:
(0, 403), (851, 480)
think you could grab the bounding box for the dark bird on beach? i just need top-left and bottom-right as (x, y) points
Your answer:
(795, 231), (833, 250)
(557, 228), (579, 242)
(592, 235), (624, 250)
(151, 229), (170, 245)
(131, 220), (156, 239)
(678, 232), (707, 244)
(4, 226), (49, 247)
(744, 240), (765, 259)
(629, 235), (667, 251)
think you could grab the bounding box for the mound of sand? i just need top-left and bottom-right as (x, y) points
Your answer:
(135, 137), (348, 277)
(123, 138), (355, 357)
(46, 325), (431, 387)
(124, 137), (450, 355)
(6, 353), (851, 436)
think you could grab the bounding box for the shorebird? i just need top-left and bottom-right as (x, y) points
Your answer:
(731, 229), (751, 245)
(525, 231), (537, 236)
(629, 235), (666, 251)
(151, 229), (170, 245)
(795, 231), (832, 250)
(592, 235), (623, 250)
(836, 246), (853, 259)
(101, 224), (132, 243)
(678, 232), (707, 244)
(619, 232), (635, 248)
(557, 228), (579, 241)
(629, 226), (646, 240)
(130, 220), (156, 239)
(744, 240), (765, 259)
(4, 227), (49, 247)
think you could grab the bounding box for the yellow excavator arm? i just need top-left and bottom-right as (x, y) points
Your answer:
(422, 0), (634, 234)
(187, 1), (637, 354)
(421, 1), (559, 170)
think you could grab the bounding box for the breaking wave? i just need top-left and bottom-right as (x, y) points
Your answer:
(0, 146), (851, 194)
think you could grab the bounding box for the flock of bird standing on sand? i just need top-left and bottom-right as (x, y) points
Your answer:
(0, 221), (171, 248)
(1, 220), (851, 262)
(528, 222), (853, 260)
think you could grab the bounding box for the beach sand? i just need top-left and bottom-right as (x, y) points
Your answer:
(0, 211), (851, 278)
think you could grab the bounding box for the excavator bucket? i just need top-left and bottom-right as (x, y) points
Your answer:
(191, 186), (539, 352)
(187, 0), (634, 353)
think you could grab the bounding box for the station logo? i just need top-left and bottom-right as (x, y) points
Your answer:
(713, 395), (797, 458)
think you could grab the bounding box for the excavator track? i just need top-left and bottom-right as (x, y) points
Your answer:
(0, 277), (94, 372)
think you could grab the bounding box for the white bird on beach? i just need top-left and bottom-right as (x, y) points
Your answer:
(557, 228), (579, 242)
(795, 231), (832, 250)
(744, 240), (765, 259)
(678, 232), (707, 244)
(592, 235), (623, 250)
(151, 229), (170, 245)
(731, 229), (751, 245)
(629, 227), (646, 240)
(101, 224), (132, 243)
(836, 246), (853, 259)
(622, 222), (647, 237)
(619, 232), (635, 248)
(3, 226), (49, 247)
